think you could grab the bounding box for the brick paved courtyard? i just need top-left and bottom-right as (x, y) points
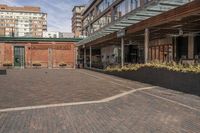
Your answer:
(0, 69), (200, 133)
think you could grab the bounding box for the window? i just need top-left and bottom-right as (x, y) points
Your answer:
(83, 15), (90, 27)
(90, 10), (95, 21)
(114, 0), (126, 20)
(114, 0), (140, 20)
(91, 11), (112, 33)
(97, 1), (104, 14)
(128, 0), (138, 12)
(107, 0), (115, 6)
(97, 0), (116, 15)
(144, 0), (149, 4)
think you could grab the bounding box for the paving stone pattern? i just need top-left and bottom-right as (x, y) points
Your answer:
(0, 69), (199, 133)
(0, 69), (133, 109)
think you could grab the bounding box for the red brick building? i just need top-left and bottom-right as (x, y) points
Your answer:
(0, 37), (81, 68)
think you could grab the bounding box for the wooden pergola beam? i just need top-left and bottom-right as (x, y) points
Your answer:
(127, 0), (200, 34)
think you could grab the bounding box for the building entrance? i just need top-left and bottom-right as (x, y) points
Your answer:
(176, 37), (188, 60)
(14, 46), (25, 68)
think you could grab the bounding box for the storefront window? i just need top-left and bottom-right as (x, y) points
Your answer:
(194, 35), (200, 59)
(149, 44), (172, 62)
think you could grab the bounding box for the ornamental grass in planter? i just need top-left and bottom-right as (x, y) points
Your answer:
(3, 62), (12, 69)
(32, 62), (42, 68)
(104, 61), (200, 96)
(105, 61), (200, 74)
(59, 63), (67, 68)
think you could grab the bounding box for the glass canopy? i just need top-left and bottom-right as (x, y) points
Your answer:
(78, 0), (191, 46)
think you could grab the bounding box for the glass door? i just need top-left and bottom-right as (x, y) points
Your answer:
(14, 46), (25, 68)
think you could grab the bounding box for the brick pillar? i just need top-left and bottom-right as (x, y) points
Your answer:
(27, 43), (31, 68)
(24, 45), (27, 68)
(0, 44), (2, 67)
(52, 46), (56, 68)
(11, 45), (14, 67)
(72, 44), (75, 68)
(3, 44), (6, 66)
(30, 44), (32, 68)
(48, 47), (53, 69)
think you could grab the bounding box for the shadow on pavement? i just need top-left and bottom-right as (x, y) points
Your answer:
(88, 68), (200, 97)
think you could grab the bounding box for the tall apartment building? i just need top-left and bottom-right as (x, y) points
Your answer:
(72, 5), (85, 38)
(77, 0), (200, 69)
(0, 4), (47, 37)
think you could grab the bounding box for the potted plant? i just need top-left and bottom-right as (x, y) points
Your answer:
(3, 61), (12, 69)
(59, 62), (67, 68)
(32, 62), (42, 68)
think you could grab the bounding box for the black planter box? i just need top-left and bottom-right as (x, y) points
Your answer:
(104, 67), (200, 96)
(0, 69), (7, 75)
(32, 64), (42, 69)
(3, 64), (12, 69)
(59, 64), (67, 68)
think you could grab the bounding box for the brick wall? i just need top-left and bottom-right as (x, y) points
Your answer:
(0, 4), (41, 12)
(0, 42), (76, 68)
(0, 44), (13, 66)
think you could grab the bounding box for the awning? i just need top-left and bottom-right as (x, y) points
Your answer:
(78, 0), (191, 46)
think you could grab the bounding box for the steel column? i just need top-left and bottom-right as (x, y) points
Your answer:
(84, 47), (86, 68)
(89, 46), (92, 68)
(144, 28), (149, 63)
(121, 37), (124, 67)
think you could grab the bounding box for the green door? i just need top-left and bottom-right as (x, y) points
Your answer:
(14, 46), (25, 68)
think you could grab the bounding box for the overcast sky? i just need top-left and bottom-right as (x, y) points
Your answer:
(0, 0), (88, 32)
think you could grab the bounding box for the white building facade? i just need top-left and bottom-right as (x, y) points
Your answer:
(43, 31), (60, 38)
(0, 5), (47, 37)
(43, 31), (75, 38)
